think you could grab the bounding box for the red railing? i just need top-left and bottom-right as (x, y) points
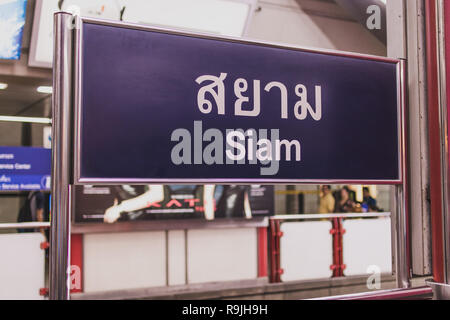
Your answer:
(268, 213), (391, 283)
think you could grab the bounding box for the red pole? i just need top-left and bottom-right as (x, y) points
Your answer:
(268, 219), (283, 283)
(257, 227), (268, 278)
(330, 218), (341, 277)
(338, 218), (346, 277)
(274, 220), (283, 282)
(444, 0), (450, 286)
(425, 0), (445, 283)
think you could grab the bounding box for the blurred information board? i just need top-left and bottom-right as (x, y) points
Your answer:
(0, 147), (51, 191)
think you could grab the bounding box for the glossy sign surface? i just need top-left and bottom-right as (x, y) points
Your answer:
(78, 21), (400, 183)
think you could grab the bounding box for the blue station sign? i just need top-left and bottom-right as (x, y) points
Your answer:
(0, 146), (51, 191)
(76, 19), (403, 184)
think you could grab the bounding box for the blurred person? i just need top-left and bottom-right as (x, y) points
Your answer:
(335, 186), (356, 213)
(17, 191), (46, 238)
(318, 185), (335, 213)
(346, 185), (357, 202)
(362, 187), (379, 212)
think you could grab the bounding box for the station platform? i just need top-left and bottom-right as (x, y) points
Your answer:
(71, 275), (399, 300)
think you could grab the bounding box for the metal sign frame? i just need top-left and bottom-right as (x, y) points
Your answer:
(50, 12), (409, 299)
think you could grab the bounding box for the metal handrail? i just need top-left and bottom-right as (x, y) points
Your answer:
(270, 212), (391, 221)
(426, 279), (450, 300)
(0, 222), (51, 230)
(311, 286), (433, 300)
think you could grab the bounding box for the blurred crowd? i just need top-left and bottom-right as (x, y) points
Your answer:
(318, 185), (382, 214)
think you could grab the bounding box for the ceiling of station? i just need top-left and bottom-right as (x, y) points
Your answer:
(0, 74), (51, 117)
(0, 0), (383, 119)
(0, 0), (52, 118)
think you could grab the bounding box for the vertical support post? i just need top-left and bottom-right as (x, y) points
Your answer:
(274, 220), (283, 282)
(425, 0), (446, 284)
(330, 218), (340, 277)
(338, 218), (346, 277)
(257, 227), (268, 278)
(268, 219), (283, 283)
(395, 184), (410, 288)
(50, 12), (74, 300)
(330, 218), (346, 277)
(386, 0), (411, 287)
(395, 59), (411, 289)
(405, 0), (433, 277)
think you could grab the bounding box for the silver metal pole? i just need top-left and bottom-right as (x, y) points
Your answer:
(395, 59), (411, 289)
(395, 184), (410, 288)
(49, 12), (74, 300)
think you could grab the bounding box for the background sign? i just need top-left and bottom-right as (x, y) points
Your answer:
(0, 0), (27, 60)
(74, 185), (274, 223)
(78, 21), (401, 183)
(0, 147), (51, 191)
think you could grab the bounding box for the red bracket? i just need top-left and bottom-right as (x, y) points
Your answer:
(40, 242), (49, 250)
(39, 288), (49, 297)
(269, 220), (283, 283)
(331, 218), (345, 277)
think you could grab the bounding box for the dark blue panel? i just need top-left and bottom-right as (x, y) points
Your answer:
(0, 147), (51, 190)
(80, 22), (400, 182)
